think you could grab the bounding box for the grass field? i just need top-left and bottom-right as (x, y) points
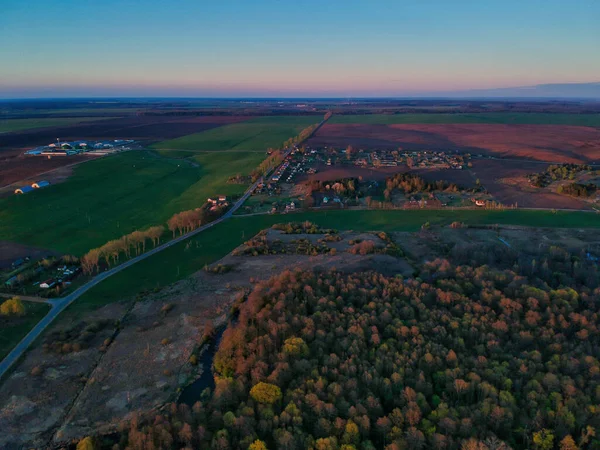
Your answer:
(0, 301), (49, 360)
(153, 116), (321, 152)
(329, 113), (600, 126)
(0, 117), (116, 134)
(69, 209), (600, 314)
(0, 151), (208, 255)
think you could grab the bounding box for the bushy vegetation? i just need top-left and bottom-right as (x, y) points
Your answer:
(106, 252), (600, 449)
(384, 173), (461, 199)
(232, 232), (332, 257)
(0, 297), (25, 316)
(43, 319), (112, 354)
(272, 221), (338, 235)
(528, 164), (592, 188)
(204, 264), (234, 274)
(557, 183), (598, 198)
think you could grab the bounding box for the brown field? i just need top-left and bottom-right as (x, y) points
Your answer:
(470, 159), (591, 209)
(308, 123), (600, 163)
(0, 149), (100, 189)
(0, 116), (249, 150)
(296, 164), (410, 182)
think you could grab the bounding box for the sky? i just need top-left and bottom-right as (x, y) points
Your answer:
(1, 0), (599, 98)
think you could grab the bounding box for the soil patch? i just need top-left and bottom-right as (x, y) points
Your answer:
(0, 303), (126, 449)
(470, 160), (592, 209)
(0, 241), (61, 269)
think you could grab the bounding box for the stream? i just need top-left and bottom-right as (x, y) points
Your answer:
(177, 316), (236, 406)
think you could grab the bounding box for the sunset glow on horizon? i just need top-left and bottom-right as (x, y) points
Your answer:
(1, 0), (599, 98)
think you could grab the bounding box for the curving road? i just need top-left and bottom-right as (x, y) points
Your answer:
(0, 177), (262, 379)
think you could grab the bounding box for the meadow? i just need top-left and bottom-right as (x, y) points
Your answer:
(329, 112), (600, 126)
(69, 208), (600, 314)
(0, 301), (49, 360)
(0, 151), (205, 255)
(0, 117), (115, 134)
(153, 116), (320, 152)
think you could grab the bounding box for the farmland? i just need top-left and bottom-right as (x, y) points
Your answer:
(308, 123), (600, 163)
(0, 117), (116, 134)
(0, 116), (247, 150)
(329, 112), (600, 126)
(153, 116), (321, 152)
(0, 116), (251, 187)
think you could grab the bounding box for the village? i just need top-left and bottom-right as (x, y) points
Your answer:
(2, 255), (82, 297)
(241, 146), (490, 215)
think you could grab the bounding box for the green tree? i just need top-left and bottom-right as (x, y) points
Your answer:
(250, 382), (282, 404)
(533, 429), (555, 450)
(76, 436), (96, 450)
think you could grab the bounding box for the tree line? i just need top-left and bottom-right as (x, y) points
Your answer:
(81, 202), (229, 274)
(81, 226), (164, 274)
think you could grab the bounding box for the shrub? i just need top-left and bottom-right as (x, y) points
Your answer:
(0, 297), (25, 316)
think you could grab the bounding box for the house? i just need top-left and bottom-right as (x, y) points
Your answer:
(40, 279), (56, 289)
(218, 195), (227, 203)
(475, 200), (486, 207)
(12, 258), (26, 268)
(15, 185), (34, 194)
(32, 180), (50, 189)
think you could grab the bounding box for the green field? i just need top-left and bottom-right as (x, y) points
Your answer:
(70, 209), (600, 314)
(0, 150), (273, 255)
(0, 117), (116, 134)
(329, 113), (600, 126)
(153, 116), (321, 152)
(0, 151), (212, 255)
(0, 301), (49, 360)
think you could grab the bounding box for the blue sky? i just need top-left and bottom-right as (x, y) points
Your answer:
(1, 0), (599, 97)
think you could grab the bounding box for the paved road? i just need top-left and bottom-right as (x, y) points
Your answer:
(0, 177), (262, 379)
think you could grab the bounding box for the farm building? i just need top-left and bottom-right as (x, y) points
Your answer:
(32, 180), (50, 189)
(15, 185), (34, 194)
(40, 279), (56, 289)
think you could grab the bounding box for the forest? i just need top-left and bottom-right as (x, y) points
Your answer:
(99, 236), (600, 450)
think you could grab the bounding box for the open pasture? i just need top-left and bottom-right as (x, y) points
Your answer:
(0, 151), (206, 255)
(153, 115), (320, 152)
(309, 123), (600, 163)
